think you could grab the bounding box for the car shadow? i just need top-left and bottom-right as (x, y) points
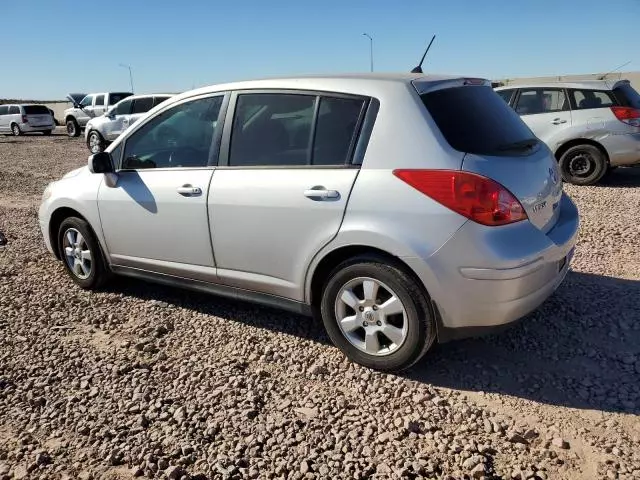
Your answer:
(102, 270), (639, 415)
(408, 271), (640, 415)
(102, 276), (330, 345)
(597, 166), (640, 187)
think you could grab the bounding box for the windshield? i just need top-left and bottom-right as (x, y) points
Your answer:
(614, 83), (640, 109)
(421, 85), (538, 156)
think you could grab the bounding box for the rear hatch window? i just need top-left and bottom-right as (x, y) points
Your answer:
(421, 86), (539, 156)
(23, 105), (51, 115)
(613, 83), (640, 109)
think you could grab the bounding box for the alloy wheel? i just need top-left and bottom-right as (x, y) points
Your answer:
(62, 228), (92, 280)
(334, 277), (408, 356)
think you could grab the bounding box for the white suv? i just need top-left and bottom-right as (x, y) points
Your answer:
(496, 80), (640, 185)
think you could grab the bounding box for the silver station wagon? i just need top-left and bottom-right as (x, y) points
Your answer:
(39, 73), (579, 371)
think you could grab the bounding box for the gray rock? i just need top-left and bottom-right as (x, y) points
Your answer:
(300, 460), (310, 474)
(166, 466), (185, 479)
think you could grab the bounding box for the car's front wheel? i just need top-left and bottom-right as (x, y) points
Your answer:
(66, 118), (80, 137)
(57, 217), (108, 289)
(320, 255), (436, 372)
(87, 130), (106, 153)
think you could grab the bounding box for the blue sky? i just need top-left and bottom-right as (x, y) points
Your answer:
(3, 0), (638, 99)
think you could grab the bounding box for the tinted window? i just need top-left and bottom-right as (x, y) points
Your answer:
(153, 96), (172, 108)
(80, 95), (93, 107)
(114, 99), (132, 116)
(421, 86), (536, 156)
(613, 83), (640, 109)
(23, 105), (51, 115)
(131, 97), (154, 114)
(8, 106), (20, 115)
(571, 90), (615, 109)
(0, 106), (8, 115)
(496, 89), (515, 104)
(515, 88), (567, 115)
(122, 96), (222, 170)
(230, 94), (315, 166)
(314, 97), (364, 165)
(109, 93), (132, 105)
(95, 95), (105, 106)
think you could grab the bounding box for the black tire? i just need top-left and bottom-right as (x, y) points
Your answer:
(559, 144), (607, 186)
(86, 130), (106, 153)
(10, 123), (21, 136)
(43, 130), (52, 136)
(320, 255), (436, 372)
(57, 217), (108, 290)
(66, 118), (80, 137)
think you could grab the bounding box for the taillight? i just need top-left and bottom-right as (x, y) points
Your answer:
(393, 169), (527, 226)
(611, 106), (640, 127)
(22, 115), (28, 123)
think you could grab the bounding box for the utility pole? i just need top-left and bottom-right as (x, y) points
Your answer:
(362, 33), (373, 72)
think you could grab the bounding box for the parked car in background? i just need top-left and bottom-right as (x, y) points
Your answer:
(84, 93), (174, 153)
(64, 92), (132, 138)
(496, 80), (640, 185)
(0, 104), (55, 136)
(39, 73), (578, 372)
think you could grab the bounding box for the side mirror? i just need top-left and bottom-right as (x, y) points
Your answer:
(88, 151), (114, 174)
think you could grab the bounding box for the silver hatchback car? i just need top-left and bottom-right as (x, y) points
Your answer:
(496, 80), (640, 185)
(39, 74), (579, 371)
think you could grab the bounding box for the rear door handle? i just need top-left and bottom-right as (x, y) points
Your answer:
(304, 187), (340, 200)
(552, 118), (567, 125)
(176, 185), (202, 196)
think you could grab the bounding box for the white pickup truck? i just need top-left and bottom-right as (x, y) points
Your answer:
(64, 92), (132, 137)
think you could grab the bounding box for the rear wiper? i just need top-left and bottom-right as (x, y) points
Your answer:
(497, 138), (539, 152)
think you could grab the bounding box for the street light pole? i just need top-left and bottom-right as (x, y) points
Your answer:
(362, 33), (373, 72)
(119, 63), (134, 93)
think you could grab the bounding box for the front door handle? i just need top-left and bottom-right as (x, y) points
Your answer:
(304, 187), (340, 200)
(552, 118), (567, 125)
(177, 185), (202, 196)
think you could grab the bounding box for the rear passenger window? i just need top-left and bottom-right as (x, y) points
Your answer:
(421, 86), (536, 157)
(571, 90), (615, 109)
(0, 106), (8, 115)
(132, 97), (154, 114)
(95, 95), (105, 106)
(515, 88), (567, 115)
(229, 93), (364, 167)
(9, 106), (20, 115)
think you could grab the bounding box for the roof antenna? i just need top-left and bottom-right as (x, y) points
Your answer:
(411, 35), (436, 74)
(598, 60), (631, 80)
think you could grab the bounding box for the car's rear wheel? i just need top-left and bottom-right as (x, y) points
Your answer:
(559, 144), (607, 186)
(320, 255), (436, 372)
(11, 123), (21, 136)
(87, 130), (106, 153)
(66, 118), (80, 137)
(57, 217), (108, 289)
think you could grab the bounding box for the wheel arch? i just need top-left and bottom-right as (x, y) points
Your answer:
(554, 138), (610, 164)
(308, 245), (431, 309)
(49, 207), (103, 262)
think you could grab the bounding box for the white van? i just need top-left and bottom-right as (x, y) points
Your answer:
(0, 104), (55, 136)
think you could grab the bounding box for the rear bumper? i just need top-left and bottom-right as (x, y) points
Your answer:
(604, 132), (640, 167)
(405, 192), (579, 338)
(20, 122), (54, 132)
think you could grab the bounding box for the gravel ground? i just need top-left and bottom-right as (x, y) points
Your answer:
(1, 130), (639, 480)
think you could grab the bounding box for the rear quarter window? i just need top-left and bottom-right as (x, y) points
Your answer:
(421, 86), (536, 156)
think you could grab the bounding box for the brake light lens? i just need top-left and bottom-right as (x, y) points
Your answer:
(22, 115), (28, 123)
(611, 106), (640, 127)
(393, 169), (528, 226)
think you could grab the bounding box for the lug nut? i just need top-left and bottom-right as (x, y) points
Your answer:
(362, 321), (368, 327)
(376, 320), (382, 326)
(359, 306), (364, 312)
(372, 305), (378, 311)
